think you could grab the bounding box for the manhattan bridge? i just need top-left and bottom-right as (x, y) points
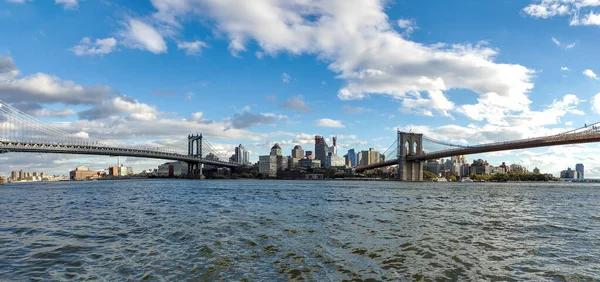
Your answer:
(2, 100), (600, 181)
(0, 100), (242, 178)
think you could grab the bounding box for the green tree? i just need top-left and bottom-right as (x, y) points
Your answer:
(423, 171), (437, 180)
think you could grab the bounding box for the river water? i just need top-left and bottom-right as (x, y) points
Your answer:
(1, 180), (599, 281)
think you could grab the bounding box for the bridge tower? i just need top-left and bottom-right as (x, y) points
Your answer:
(187, 134), (203, 179)
(397, 131), (424, 181)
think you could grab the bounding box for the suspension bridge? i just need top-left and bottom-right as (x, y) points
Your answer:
(0, 101), (243, 177)
(357, 124), (600, 181)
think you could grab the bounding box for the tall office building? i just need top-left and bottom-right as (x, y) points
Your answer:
(270, 143), (282, 156)
(314, 135), (329, 164)
(235, 144), (249, 165)
(576, 163), (584, 179)
(292, 145), (304, 159)
(347, 149), (357, 167)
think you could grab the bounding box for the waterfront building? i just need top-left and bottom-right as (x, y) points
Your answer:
(510, 164), (526, 173)
(292, 145), (304, 159)
(560, 167), (580, 179)
(460, 164), (471, 176)
(314, 135), (329, 164)
(347, 149), (357, 167)
(576, 163), (584, 179)
(259, 155), (278, 177)
(18, 169), (24, 181)
(298, 158), (321, 169)
(69, 166), (102, 180)
(205, 153), (219, 161)
(259, 143), (286, 177)
(328, 136), (338, 156)
(234, 144), (250, 165)
(10, 170), (17, 181)
(305, 151), (314, 159)
(359, 148), (381, 166)
(157, 162), (188, 177)
(425, 160), (443, 176)
(270, 143), (282, 156)
(324, 153), (346, 168)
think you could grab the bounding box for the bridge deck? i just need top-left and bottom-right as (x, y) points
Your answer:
(0, 141), (242, 168)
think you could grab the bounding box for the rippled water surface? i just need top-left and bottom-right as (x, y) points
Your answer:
(1, 180), (600, 281)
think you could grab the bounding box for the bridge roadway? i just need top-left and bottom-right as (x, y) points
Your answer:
(356, 131), (600, 173)
(0, 141), (242, 169)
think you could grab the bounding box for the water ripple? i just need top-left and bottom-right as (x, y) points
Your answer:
(1, 180), (600, 280)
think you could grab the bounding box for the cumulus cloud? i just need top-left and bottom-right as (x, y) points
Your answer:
(147, 0), (534, 121)
(78, 96), (159, 121)
(177, 40), (208, 55)
(280, 95), (310, 112)
(55, 0), (80, 9)
(0, 55), (113, 105)
(397, 18), (417, 37)
(523, 1), (600, 26)
(591, 93), (600, 114)
(401, 90), (455, 117)
(7, 0), (80, 9)
(282, 72), (291, 83)
(315, 118), (345, 128)
(70, 37), (117, 56)
(584, 69), (598, 80)
(561, 66), (569, 71)
(226, 112), (286, 129)
(118, 19), (167, 54)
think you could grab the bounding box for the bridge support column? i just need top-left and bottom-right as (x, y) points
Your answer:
(397, 131), (424, 181)
(187, 133), (204, 180)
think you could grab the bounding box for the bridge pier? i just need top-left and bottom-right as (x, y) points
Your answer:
(397, 131), (424, 181)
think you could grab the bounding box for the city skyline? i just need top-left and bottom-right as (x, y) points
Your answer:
(1, 1), (600, 176)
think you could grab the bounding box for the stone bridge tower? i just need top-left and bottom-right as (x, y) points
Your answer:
(397, 131), (424, 181)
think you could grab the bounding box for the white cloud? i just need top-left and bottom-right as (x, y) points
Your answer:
(0, 55), (113, 105)
(397, 18), (417, 37)
(6, 0), (80, 9)
(119, 19), (167, 54)
(315, 118), (345, 128)
(70, 37), (117, 56)
(565, 121), (573, 126)
(55, 0), (80, 9)
(584, 69), (598, 80)
(177, 40), (208, 55)
(561, 66), (569, 71)
(186, 92), (194, 100)
(401, 90), (455, 117)
(280, 95), (310, 112)
(282, 72), (291, 83)
(147, 0), (534, 121)
(78, 97), (159, 121)
(591, 92), (600, 114)
(552, 37), (561, 46)
(565, 42), (576, 49)
(523, 1), (600, 27)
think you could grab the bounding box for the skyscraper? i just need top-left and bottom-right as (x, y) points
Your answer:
(314, 135), (329, 164)
(347, 149), (357, 167)
(576, 163), (584, 179)
(270, 143), (282, 156)
(292, 145), (304, 159)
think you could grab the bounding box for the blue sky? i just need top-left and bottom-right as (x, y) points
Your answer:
(1, 0), (600, 176)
